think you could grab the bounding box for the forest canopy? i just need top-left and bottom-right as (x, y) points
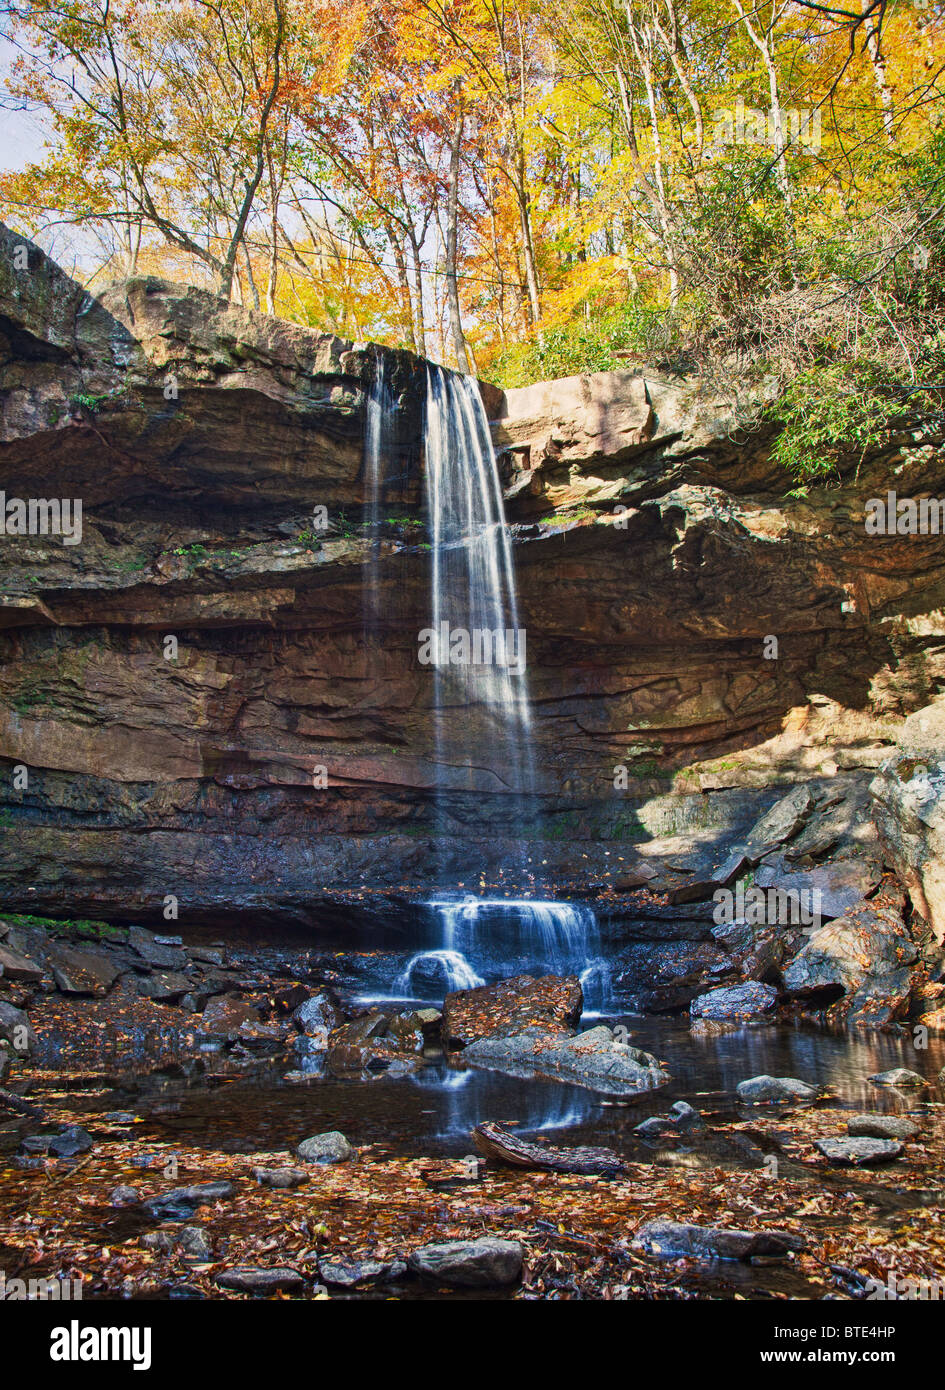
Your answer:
(1, 0), (943, 481)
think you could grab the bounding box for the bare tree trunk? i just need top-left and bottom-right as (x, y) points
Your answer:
(446, 94), (471, 374)
(242, 239), (261, 310)
(860, 0), (895, 140)
(218, 0), (284, 299)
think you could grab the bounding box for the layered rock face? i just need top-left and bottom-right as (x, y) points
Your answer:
(1, 224), (944, 938)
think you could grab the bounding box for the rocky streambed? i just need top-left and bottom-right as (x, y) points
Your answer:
(3, 911), (945, 1302)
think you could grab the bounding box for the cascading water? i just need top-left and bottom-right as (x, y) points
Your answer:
(396, 897), (612, 1014)
(363, 355), (393, 651)
(395, 948), (484, 996)
(356, 364), (609, 1011)
(423, 364), (533, 810)
(396, 366), (611, 1014)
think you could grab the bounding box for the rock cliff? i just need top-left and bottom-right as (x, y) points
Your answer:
(2, 225), (944, 968)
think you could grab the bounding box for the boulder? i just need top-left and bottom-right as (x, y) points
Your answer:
(463, 1024), (670, 1097)
(128, 925), (188, 969)
(133, 970), (193, 1002)
(318, 1257), (406, 1288)
(198, 994), (260, 1040)
(635, 1101), (705, 1140)
(108, 1184), (139, 1206)
(108, 1185), (140, 1206)
(633, 1219), (803, 1261)
(871, 751), (945, 942)
(814, 1137), (903, 1165)
(323, 1011), (425, 1074)
(176, 1225), (212, 1260)
(296, 1131), (353, 1164)
(690, 981), (778, 1023)
(736, 1074), (819, 1103)
(847, 1114), (918, 1141)
(754, 857), (881, 921)
(0, 943), (43, 983)
(442, 974), (583, 1047)
(214, 1266), (305, 1294)
(868, 1068), (927, 1087)
(0, 1001), (36, 1055)
(141, 1180), (234, 1220)
(21, 1125), (94, 1158)
(292, 992), (342, 1040)
(407, 1237), (523, 1287)
(252, 1166), (310, 1189)
(783, 897), (917, 1027)
(744, 785), (815, 861)
(47, 944), (122, 997)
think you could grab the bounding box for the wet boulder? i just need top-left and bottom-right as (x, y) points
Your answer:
(442, 973), (583, 1047)
(463, 1024), (670, 1097)
(214, 1266), (305, 1295)
(736, 1074), (819, 1103)
(633, 1219), (803, 1261)
(47, 943), (123, 997)
(815, 1136), (903, 1165)
(407, 1237), (523, 1287)
(690, 981), (778, 1024)
(296, 1131), (353, 1164)
(20, 1125), (94, 1158)
(198, 994), (261, 1041)
(318, 1256), (406, 1288)
(614, 941), (731, 1013)
(292, 992), (342, 1040)
(635, 1101), (705, 1140)
(324, 1011), (425, 1074)
(142, 1180), (234, 1220)
(868, 1067), (927, 1087)
(847, 1113), (918, 1141)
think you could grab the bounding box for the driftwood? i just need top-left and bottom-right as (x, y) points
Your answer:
(0, 1086), (45, 1120)
(473, 1121), (629, 1177)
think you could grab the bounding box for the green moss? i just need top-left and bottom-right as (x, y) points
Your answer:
(11, 683), (51, 714)
(1, 912), (128, 943)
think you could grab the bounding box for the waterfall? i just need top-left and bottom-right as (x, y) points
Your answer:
(394, 897), (611, 1013)
(363, 355), (393, 651)
(423, 365), (532, 808)
(395, 948), (485, 996)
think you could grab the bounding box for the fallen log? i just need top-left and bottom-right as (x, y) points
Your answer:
(472, 1120), (629, 1177)
(0, 1086), (45, 1119)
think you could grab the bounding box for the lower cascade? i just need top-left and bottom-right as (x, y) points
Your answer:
(395, 948), (485, 996)
(398, 897), (611, 1012)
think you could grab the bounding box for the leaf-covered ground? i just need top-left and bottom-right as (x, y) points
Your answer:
(2, 1080), (943, 1301)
